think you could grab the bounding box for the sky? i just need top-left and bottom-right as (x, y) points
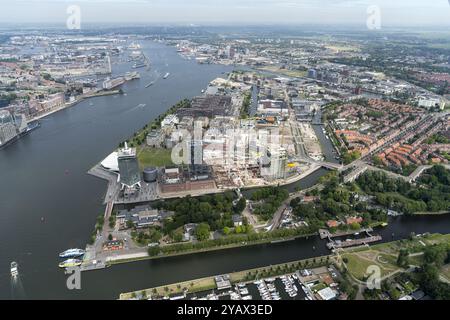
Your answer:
(1, 0), (450, 27)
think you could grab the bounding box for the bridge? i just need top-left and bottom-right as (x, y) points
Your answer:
(293, 156), (344, 171)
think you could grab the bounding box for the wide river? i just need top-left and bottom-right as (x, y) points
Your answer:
(1, 41), (450, 300)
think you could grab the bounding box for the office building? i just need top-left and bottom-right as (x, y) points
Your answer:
(0, 110), (18, 147)
(118, 143), (141, 189)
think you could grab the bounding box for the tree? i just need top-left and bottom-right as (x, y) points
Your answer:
(195, 223), (211, 241)
(148, 246), (160, 257)
(397, 249), (410, 268)
(171, 231), (183, 243)
(108, 234), (113, 241)
(223, 227), (232, 235)
(350, 222), (361, 230)
(234, 198), (247, 213)
(424, 245), (448, 268)
(126, 220), (134, 229)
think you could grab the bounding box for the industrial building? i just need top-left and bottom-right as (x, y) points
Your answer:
(159, 165), (216, 193)
(257, 99), (288, 116)
(102, 76), (125, 90)
(176, 95), (232, 118)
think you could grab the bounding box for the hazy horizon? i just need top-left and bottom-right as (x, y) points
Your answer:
(1, 0), (450, 28)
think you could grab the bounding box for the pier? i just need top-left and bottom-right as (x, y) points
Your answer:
(80, 261), (108, 272)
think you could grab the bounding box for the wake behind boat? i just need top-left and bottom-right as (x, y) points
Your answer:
(59, 248), (85, 258)
(145, 81), (155, 88)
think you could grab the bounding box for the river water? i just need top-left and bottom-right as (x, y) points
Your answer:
(1, 41), (450, 300)
(0, 40), (230, 299)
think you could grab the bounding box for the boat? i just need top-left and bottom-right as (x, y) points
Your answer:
(239, 288), (249, 295)
(145, 81), (155, 88)
(133, 63), (146, 69)
(163, 72), (170, 79)
(11, 262), (19, 278)
(59, 248), (85, 258)
(59, 259), (82, 268)
(125, 71), (141, 81)
(25, 121), (41, 134)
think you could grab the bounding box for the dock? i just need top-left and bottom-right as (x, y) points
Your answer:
(319, 228), (373, 239)
(80, 261), (108, 272)
(326, 235), (382, 250)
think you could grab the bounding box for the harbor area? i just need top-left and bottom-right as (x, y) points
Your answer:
(119, 255), (347, 301)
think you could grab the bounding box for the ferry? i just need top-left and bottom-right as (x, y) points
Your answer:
(163, 72), (170, 79)
(59, 248), (85, 258)
(59, 259), (82, 268)
(11, 262), (19, 278)
(125, 71), (141, 81)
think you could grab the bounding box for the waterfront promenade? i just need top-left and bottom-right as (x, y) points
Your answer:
(30, 89), (121, 122)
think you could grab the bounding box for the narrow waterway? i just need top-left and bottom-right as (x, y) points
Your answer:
(78, 214), (450, 300)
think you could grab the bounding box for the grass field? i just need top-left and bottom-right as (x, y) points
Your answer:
(342, 233), (450, 281)
(342, 250), (399, 281)
(257, 66), (307, 78)
(441, 264), (450, 282)
(137, 147), (174, 169)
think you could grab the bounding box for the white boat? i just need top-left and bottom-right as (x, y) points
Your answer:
(230, 292), (240, 300)
(240, 288), (249, 295)
(10, 262), (18, 278)
(59, 248), (85, 258)
(163, 72), (170, 79)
